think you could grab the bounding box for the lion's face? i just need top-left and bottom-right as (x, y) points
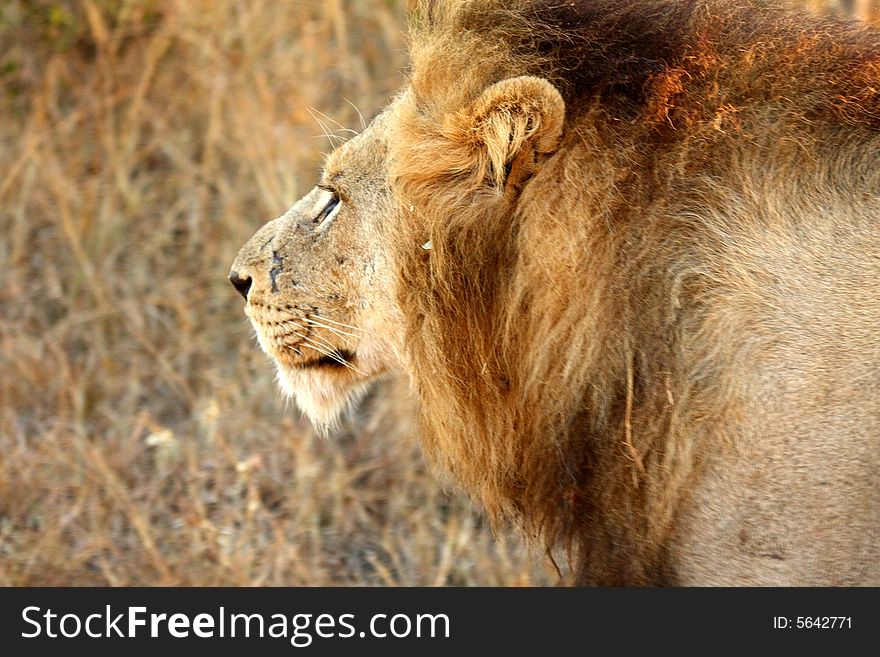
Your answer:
(230, 112), (404, 427)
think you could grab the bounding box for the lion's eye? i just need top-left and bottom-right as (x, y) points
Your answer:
(313, 188), (341, 228)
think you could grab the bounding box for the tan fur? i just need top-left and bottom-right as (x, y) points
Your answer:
(232, 1), (880, 584)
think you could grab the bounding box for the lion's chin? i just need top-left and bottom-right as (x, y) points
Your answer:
(275, 363), (374, 431)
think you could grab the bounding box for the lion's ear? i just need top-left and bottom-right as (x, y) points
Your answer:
(457, 76), (565, 190)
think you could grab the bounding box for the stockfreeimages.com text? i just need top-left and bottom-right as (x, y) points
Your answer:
(22, 605), (450, 646)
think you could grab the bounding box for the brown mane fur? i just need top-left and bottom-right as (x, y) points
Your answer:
(385, 1), (880, 583)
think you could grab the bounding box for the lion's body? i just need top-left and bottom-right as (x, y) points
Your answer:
(232, 0), (880, 585)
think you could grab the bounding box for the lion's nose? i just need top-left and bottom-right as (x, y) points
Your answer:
(228, 270), (252, 300)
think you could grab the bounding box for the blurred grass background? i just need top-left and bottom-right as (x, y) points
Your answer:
(1, 0), (877, 586)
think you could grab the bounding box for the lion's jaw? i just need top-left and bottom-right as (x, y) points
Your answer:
(241, 278), (398, 429)
(262, 326), (396, 429)
(274, 363), (372, 428)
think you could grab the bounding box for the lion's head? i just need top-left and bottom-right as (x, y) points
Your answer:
(232, 0), (880, 585)
(229, 111), (405, 428)
(229, 71), (565, 418)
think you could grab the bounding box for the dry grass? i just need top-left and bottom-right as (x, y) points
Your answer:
(0, 0), (876, 587)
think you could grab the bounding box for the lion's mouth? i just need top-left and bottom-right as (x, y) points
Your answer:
(298, 348), (358, 370)
(242, 301), (364, 375)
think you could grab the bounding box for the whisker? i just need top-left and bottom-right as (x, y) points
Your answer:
(307, 315), (381, 338)
(307, 107), (342, 148)
(300, 340), (366, 376)
(310, 106), (359, 137)
(293, 330), (345, 354)
(314, 326), (357, 348)
(299, 341), (342, 363)
(304, 318), (361, 341)
(293, 330), (360, 366)
(299, 339), (334, 359)
(343, 98), (367, 131)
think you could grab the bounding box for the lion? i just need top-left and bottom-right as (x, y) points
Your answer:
(230, 0), (880, 585)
